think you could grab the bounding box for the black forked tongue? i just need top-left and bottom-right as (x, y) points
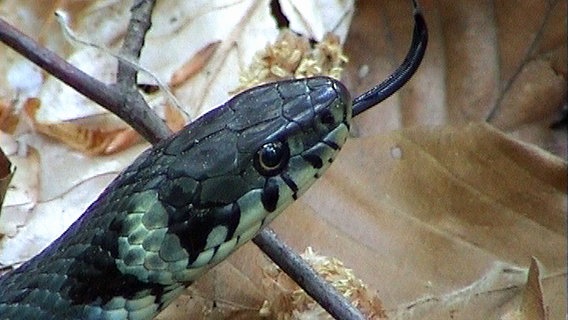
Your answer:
(351, 0), (428, 117)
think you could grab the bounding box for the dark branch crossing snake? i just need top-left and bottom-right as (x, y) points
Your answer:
(0, 2), (427, 319)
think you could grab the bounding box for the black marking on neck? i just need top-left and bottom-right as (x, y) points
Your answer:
(167, 202), (241, 265)
(261, 178), (280, 212)
(66, 245), (165, 306)
(224, 203), (240, 241)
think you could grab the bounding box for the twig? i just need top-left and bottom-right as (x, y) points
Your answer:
(254, 229), (366, 320)
(113, 0), (173, 143)
(0, 17), (168, 144)
(0, 4), (364, 319)
(117, 0), (156, 86)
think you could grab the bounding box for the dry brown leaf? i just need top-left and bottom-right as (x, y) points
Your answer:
(164, 103), (188, 133)
(169, 41), (222, 88)
(343, 0), (566, 157)
(24, 98), (136, 155)
(0, 101), (19, 134)
(279, 123), (565, 316)
(0, 145), (14, 211)
(519, 257), (546, 320)
(492, 58), (566, 131)
(103, 129), (142, 155)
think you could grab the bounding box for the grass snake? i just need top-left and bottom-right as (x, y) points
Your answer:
(0, 2), (427, 319)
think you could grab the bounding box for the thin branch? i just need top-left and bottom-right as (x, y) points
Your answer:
(254, 229), (366, 320)
(117, 0), (156, 86)
(113, 0), (173, 144)
(0, 17), (169, 144)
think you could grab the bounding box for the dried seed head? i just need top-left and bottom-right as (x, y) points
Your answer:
(233, 31), (348, 94)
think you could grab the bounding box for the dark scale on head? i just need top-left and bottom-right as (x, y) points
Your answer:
(159, 177), (199, 208)
(301, 153), (323, 169)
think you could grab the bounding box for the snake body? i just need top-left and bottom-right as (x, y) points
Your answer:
(0, 77), (351, 319)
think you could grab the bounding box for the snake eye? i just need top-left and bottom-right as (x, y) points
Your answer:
(254, 141), (290, 176)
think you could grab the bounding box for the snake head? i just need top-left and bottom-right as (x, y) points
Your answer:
(127, 77), (353, 280)
(160, 76), (352, 209)
(86, 76), (352, 288)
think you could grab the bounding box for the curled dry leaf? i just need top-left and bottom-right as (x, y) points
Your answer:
(0, 145), (14, 214)
(103, 129), (142, 155)
(24, 98), (136, 156)
(0, 101), (20, 134)
(519, 257), (546, 320)
(0, 144), (40, 258)
(491, 55), (567, 131)
(169, 41), (222, 88)
(343, 0), (566, 156)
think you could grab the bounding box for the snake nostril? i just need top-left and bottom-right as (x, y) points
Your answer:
(319, 109), (335, 125)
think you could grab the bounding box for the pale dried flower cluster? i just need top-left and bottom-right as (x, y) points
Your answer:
(234, 31), (348, 93)
(259, 247), (387, 320)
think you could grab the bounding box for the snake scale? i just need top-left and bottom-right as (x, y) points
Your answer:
(0, 2), (427, 319)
